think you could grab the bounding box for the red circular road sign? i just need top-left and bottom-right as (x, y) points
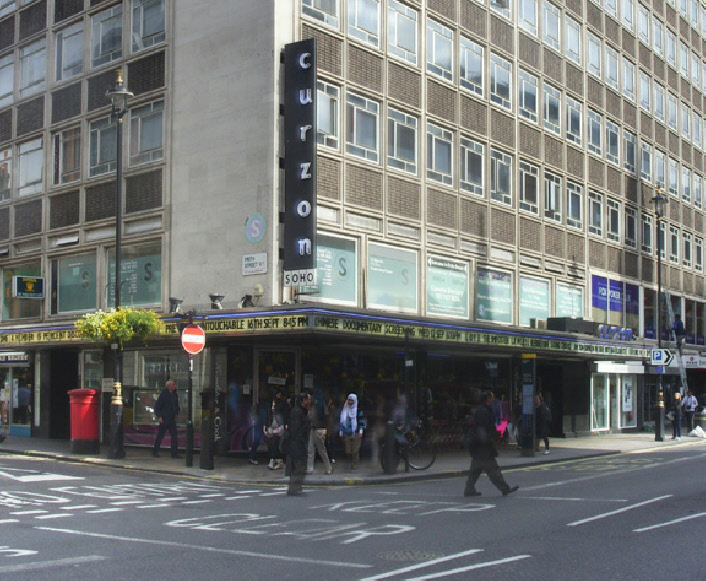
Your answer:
(181, 324), (205, 355)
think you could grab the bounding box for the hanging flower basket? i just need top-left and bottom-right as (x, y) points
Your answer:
(75, 308), (160, 349)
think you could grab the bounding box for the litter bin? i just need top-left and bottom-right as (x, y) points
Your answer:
(68, 389), (100, 454)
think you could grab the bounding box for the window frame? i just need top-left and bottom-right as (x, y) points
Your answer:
(566, 181), (583, 230)
(490, 53), (512, 110)
(625, 205), (637, 248)
(518, 69), (538, 123)
(543, 1), (560, 51)
(55, 21), (83, 82)
(566, 96), (582, 146)
(52, 127), (80, 185)
(426, 19), (453, 82)
(302, 0), (339, 29)
(640, 142), (652, 183)
(653, 83), (665, 122)
(668, 157), (678, 196)
(606, 119), (619, 165)
(18, 137), (43, 197)
(460, 36), (483, 96)
(19, 39), (46, 98)
(490, 148), (512, 205)
(641, 212), (653, 254)
(606, 45), (619, 90)
(91, 5), (123, 69)
(519, 160), (539, 214)
(587, 31), (601, 78)
(623, 130), (636, 174)
(607, 198), (621, 243)
(346, 92), (379, 163)
(348, 0), (380, 48)
(460, 136), (484, 196)
(89, 116), (117, 177)
(589, 190), (604, 236)
(387, 107), (417, 174)
(129, 99), (164, 167)
(565, 16), (581, 65)
(622, 57), (635, 102)
(132, 0), (166, 53)
(387, 0), (417, 65)
(519, 0), (538, 36)
(588, 109), (602, 156)
(544, 170), (562, 222)
(426, 122), (453, 186)
(0, 54), (13, 107)
(543, 83), (561, 135)
(317, 80), (339, 149)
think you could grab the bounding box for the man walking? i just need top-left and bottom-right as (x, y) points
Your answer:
(683, 390), (698, 433)
(464, 391), (519, 497)
(153, 379), (181, 459)
(287, 393), (312, 496)
(307, 391), (333, 474)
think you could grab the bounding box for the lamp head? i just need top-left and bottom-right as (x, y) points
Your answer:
(106, 69), (133, 115)
(169, 297), (183, 314)
(208, 293), (225, 309)
(651, 187), (668, 219)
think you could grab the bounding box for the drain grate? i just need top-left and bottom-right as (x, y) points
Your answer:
(376, 551), (445, 562)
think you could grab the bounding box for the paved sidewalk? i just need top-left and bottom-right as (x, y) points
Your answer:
(0, 432), (703, 486)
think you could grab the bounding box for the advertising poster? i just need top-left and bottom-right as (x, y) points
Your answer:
(367, 243), (417, 313)
(303, 235), (357, 305)
(519, 276), (549, 326)
(476, 268), (512, 323)
(426, 256), (468, 319)
(556, 282), (584, 318)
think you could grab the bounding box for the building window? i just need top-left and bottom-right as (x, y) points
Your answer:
(565, 16), (581, 65)
(679, 0), (688, 17)
(490, 149), (512, 205)
(623, 130), (636, 173)
(589, 190), (603, 236)
(679, 41), (689, 78)
(606, 119), (619, 165)
(0, 0), (14, 18)
(388, 107), (417, 174)
(519, 0), (538, 36)
(668, 157), (678, 196)
(567, 181), (583, 229)
(519, 160), (539, 214)
(696, 236), (703, 271)
(490, 0), (511, 20)
(348, 0), (379, 47)
(0, 54), (13, 107)
(426, 123), (452, 185)
(0, 148), (11, 201)
(460, 136), (483, 196)
(691, 51), (700, 86)
(460, 37), (483, 96)
(606, 45), (619, 90)
(667, 92), (677, 131)
(640, 142), (651, 182)
(427, 19), (453, 82)
(588, 109), (602, 156)
(3, 263), (41, 319)
(637, 3), (649, 44)
(622, 58), (635, 101)
(703, 62), (706, 93)
(346, 92), (379, 163)
(653, 18), (663, 57)
(317, 81), (339, 149)
(19, 39), (46, 98)
(606, 198), (620, 243)
(655, 149), (665, 189)
(490, 53), (511, 110)
(91, 5), (123, 68)
(566, 97), (582, 145)
(694, 174), (702, 209)
(641, 212), (653, 253)
(132, 0), (165, 52)
(654, 83), (665, 122)
(658, 221), (666, 259)
(388, 0), (416, 65)
(543, 83), (561, 135)
(666, 28), (676, 68)
(544, 170), (561, 222)
(682, 166), (691, 204)
(53, 127), (80, 185)
(18, 138), (42, 197)
(53, 254), (97, 314)
(605, 0), (617, 18)
(56, 22), (83, 82)
(639, 71), (650, 111)
(587, 31), (601, 78)
(622, 0), (634, 31)
(683, 231), (692, 268)
(693, 111), (702, 150)
(518, 69), (538, 123)
(89, 116), (117, 176)
(129, 100), (164, 166)
(681, 102), (691, 140)
(669, 225), (679, 263)
(543, 2), (560, 51)
(625, 205), (637, 248)
(303, 0), (339, 28)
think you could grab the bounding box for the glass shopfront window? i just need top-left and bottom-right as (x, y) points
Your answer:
(591, 373), (608, 430)
(2, 263), (42, 320)
(52, 254), (97, 313)
(592, 372), (637, 431)
(0, 365), (32, 435)
(107, 243), (161, 308)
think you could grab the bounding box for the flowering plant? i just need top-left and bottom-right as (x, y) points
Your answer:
(75, 308), (160, 348)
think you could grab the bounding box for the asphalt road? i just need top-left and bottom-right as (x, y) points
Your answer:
(0, 447), (705, 580)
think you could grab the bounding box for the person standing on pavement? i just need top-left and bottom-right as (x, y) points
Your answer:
(683, 390), (698, 433)
(249, 399), (268, 465)
(339, 393), (365, 473)
(535, 394), (550, 455)
(153, 379), (181, 459)
(307, 391), (333, 475)
(672, 392), (683, 440)
(265, 392), (286, 470)
(464, 390), (519, 497)
(287, 392), (312, 496)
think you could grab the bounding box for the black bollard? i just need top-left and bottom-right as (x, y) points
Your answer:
(199, 416), (214, 470)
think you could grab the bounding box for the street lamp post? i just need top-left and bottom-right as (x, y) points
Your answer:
(651, 187), (668, 443)
(106, 69), (132, 460)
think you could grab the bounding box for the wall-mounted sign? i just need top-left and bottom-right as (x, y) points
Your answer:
(12, 275), (45, 299)
(242, 253), (268, 276)
(246, 215), (266, 243)
(282, 38), (317, 286)
(426, 256), (468, 319)
(476, 268), (512, 324)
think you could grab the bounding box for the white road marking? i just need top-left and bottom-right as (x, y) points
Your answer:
(0, 519), (18, 524)
(181, 500), (213, 505)
(36, 527), (371, 568)
(60, 505), (96, 510)
(0, 555), (106, 573)
(85, 508), (124, 514)
(634, 512), (706, 532)
(225, 496), (252, 500)
(230, 490), (261, 494)
(567, 495), (672, 527)
(359, 549), (483, 581)
(10, 510), (46, 515)
(0, 468), (83, 483)
(200, 493), (225, 498)
(522, 496), (628, 503)
(405, 555), (532, 580)
(110, 500), (143, 505)
(259, 492), (286, 496)
(34, 514), (72, 520)
(0, 546), (37, 557)
(136, 504), (172, 509)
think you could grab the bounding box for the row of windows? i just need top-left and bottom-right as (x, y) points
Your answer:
(0, 0), (165, 107)
(0, 99), (163, 201)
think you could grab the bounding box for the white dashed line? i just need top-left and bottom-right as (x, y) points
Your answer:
(85, 508), (124, 514)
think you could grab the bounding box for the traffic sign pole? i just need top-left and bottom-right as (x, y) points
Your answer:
(181, 313), (204, 467)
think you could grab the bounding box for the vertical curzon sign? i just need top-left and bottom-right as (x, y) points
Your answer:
(283, 38), (317, 286)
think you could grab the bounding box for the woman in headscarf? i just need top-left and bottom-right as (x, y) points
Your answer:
(339, 393), (365, 472)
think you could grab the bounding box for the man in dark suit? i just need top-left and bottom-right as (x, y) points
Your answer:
(153, 380), (181, 458)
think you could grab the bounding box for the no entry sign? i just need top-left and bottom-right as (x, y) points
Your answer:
(181, 324), (205, 355)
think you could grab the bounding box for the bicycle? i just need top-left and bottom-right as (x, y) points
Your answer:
(380, 418), (438, 471)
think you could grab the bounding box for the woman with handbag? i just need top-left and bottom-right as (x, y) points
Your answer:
(265, 392), (287, 470)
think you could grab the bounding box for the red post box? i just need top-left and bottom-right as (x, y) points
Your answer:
(68, 389), (100, 454)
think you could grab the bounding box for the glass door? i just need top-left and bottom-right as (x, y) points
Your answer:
(609, 374), (619, 429)
(621, 375), (637, 427)
(591, 373), (608, 431)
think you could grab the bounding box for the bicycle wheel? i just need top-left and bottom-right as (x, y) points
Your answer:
(407, 434), (437, 470)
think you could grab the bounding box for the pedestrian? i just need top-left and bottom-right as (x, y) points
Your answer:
(535, 394), (550, 455)
(339, 393), (366, 473)
(287, 392), (312, 496)
(307, 391), (333, 474)
(672, 392), (683, 440)
(326, 394), (338, 464)
(265, 392), (286, 470)
(464, 390), (519, 497)
(683, 390), (699, 433)
(153, 379), (181, 459)
(249, 398), (268, 465)
(673, 314), (685, 352)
